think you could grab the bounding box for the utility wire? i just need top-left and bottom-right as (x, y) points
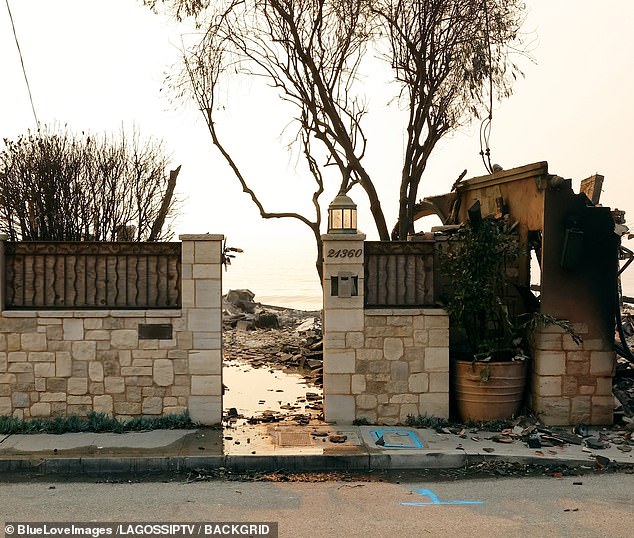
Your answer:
(479, 0), (494, 173)
(5, 0), (39, 128)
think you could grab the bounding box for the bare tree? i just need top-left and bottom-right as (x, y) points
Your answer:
(0, 126), (180, 242)
(147, 0), (525, 271)
(374, 0), (524, 239)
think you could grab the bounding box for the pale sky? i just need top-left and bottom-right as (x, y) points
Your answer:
(2, 1), (634, 304)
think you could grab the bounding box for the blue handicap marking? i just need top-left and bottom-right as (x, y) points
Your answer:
(400, 488), (485, 506)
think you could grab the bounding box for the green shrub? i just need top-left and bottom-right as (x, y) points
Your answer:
(0, 411), (199, 434)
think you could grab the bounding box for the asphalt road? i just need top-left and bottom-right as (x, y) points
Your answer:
(0, 473), (632, 538)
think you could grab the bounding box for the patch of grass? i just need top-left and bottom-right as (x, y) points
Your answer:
(462, 418), (514, 432)
(352, 418), (371, 426)
(405, 414), (450, 429)
(0, 411), (199, 435)
(406, 414), (529, 432)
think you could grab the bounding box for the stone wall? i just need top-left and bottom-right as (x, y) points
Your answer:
(530, 323), (614, 425)
(322, 233), (449, 424)
(0, 234), (223, 425)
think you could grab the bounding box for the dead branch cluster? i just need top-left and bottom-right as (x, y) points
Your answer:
(0, 126), (179, 242)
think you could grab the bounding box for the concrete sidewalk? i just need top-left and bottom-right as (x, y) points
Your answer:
(1, 423), (632, 477)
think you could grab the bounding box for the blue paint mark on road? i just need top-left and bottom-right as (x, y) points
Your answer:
(400, 488), (485, 506)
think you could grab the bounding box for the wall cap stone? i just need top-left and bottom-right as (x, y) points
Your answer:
(321, 233), (366, 241)
(179, 234), (224, 241)
(1, 311), (37, 317)
(143, 310), (183, 318)
(2, 309), (183, 319)
(364, 308), (447, 316)
(365, 309), (394, 316)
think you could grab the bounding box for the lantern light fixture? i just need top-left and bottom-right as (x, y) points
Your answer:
(327, 191), (357, 234)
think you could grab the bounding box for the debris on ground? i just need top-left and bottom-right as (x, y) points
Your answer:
(409, 412), (634, 457)
(616, 306), (634, 417)
(222, 290), (323, 426)
(184, 459), (634, 484)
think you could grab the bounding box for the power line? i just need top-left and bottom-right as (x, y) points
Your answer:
(5, 0), (39, 128)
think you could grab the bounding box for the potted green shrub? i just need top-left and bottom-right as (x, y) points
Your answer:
(440, 214), (529, 422)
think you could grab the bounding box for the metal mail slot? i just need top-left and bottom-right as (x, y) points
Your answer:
(331, 271), (358, 297)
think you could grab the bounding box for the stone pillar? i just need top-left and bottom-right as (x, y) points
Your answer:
(0, 234), (6, 311)
(531, 323), (614, 425)
(179, 234), (224, 425)
(322, 232), (365, 423)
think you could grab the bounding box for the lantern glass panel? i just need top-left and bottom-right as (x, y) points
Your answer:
(343, 209), (353, 229)
(330, 209), (343, 230)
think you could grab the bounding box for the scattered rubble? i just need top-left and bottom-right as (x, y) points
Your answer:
(184, 460), (633, 484)
(222, 290), (324, 426)
(429, 416), (634, 456)
(223, 289), (323, 377)
(615, 306), (634, 421)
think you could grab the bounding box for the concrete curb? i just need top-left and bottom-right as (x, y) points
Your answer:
(1, 451), (619, 477)
(1, 425), (631, 478)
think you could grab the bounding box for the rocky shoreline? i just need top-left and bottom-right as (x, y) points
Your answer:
(222, 290), (324, 426)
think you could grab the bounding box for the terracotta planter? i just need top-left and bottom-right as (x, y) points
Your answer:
(453, 359), (528, 422)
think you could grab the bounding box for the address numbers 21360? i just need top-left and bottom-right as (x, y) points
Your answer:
(327, 248), (363, 258)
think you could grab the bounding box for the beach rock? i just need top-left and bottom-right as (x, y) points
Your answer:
(236, 320), (254, 331)
(255, 311), (279, 329)
(295, 318), (318, 334)
(226, 289), (257, 313)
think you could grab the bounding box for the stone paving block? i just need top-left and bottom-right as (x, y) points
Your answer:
(408, 372), (429, 393)
(34, 363), (55, 378)
(325, 350), (355, 374)
(189, 350), (221, 375)
(424, 347), (448, 371)
(533, 396), (570, 425)
(191, 375), (221, 396)
(0, 396), (12, 415)
(429, 372), (449, 393)
(419, 392), (449, 418)
(534, 351), (566, 376)
(67, 378), (88, 395)
(570, 396), (592, 424)
(325, 394), (355, 423)
(72, 341), (96, 361)
(390, 361), (409, 382)
(399, 403), (420, 423)
(88, 361), (104, 382)
(8, 352), (27, 363)
(383, 338), (404, 360)
(351, 374), (366, 394)
(12, 392), (30, 408)
(63, 319), (84, 341)
(104, 376), (125, 394)
(324, 374), (351, 394)
(30, 352), (55, 362)
(428, 328), (449, 347)
(356, 394), (377, 409)
(534, 375), (563, 397)
(111, 330), (138, 349)
(142, 396), (163, 415)
(93, 394), (113, 414)
(30, 402), (51, 417)
(590, 351), (615, 376)
(188, 395), (221, 425)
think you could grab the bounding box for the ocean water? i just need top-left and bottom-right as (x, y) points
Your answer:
(222, 245), (323, 311)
